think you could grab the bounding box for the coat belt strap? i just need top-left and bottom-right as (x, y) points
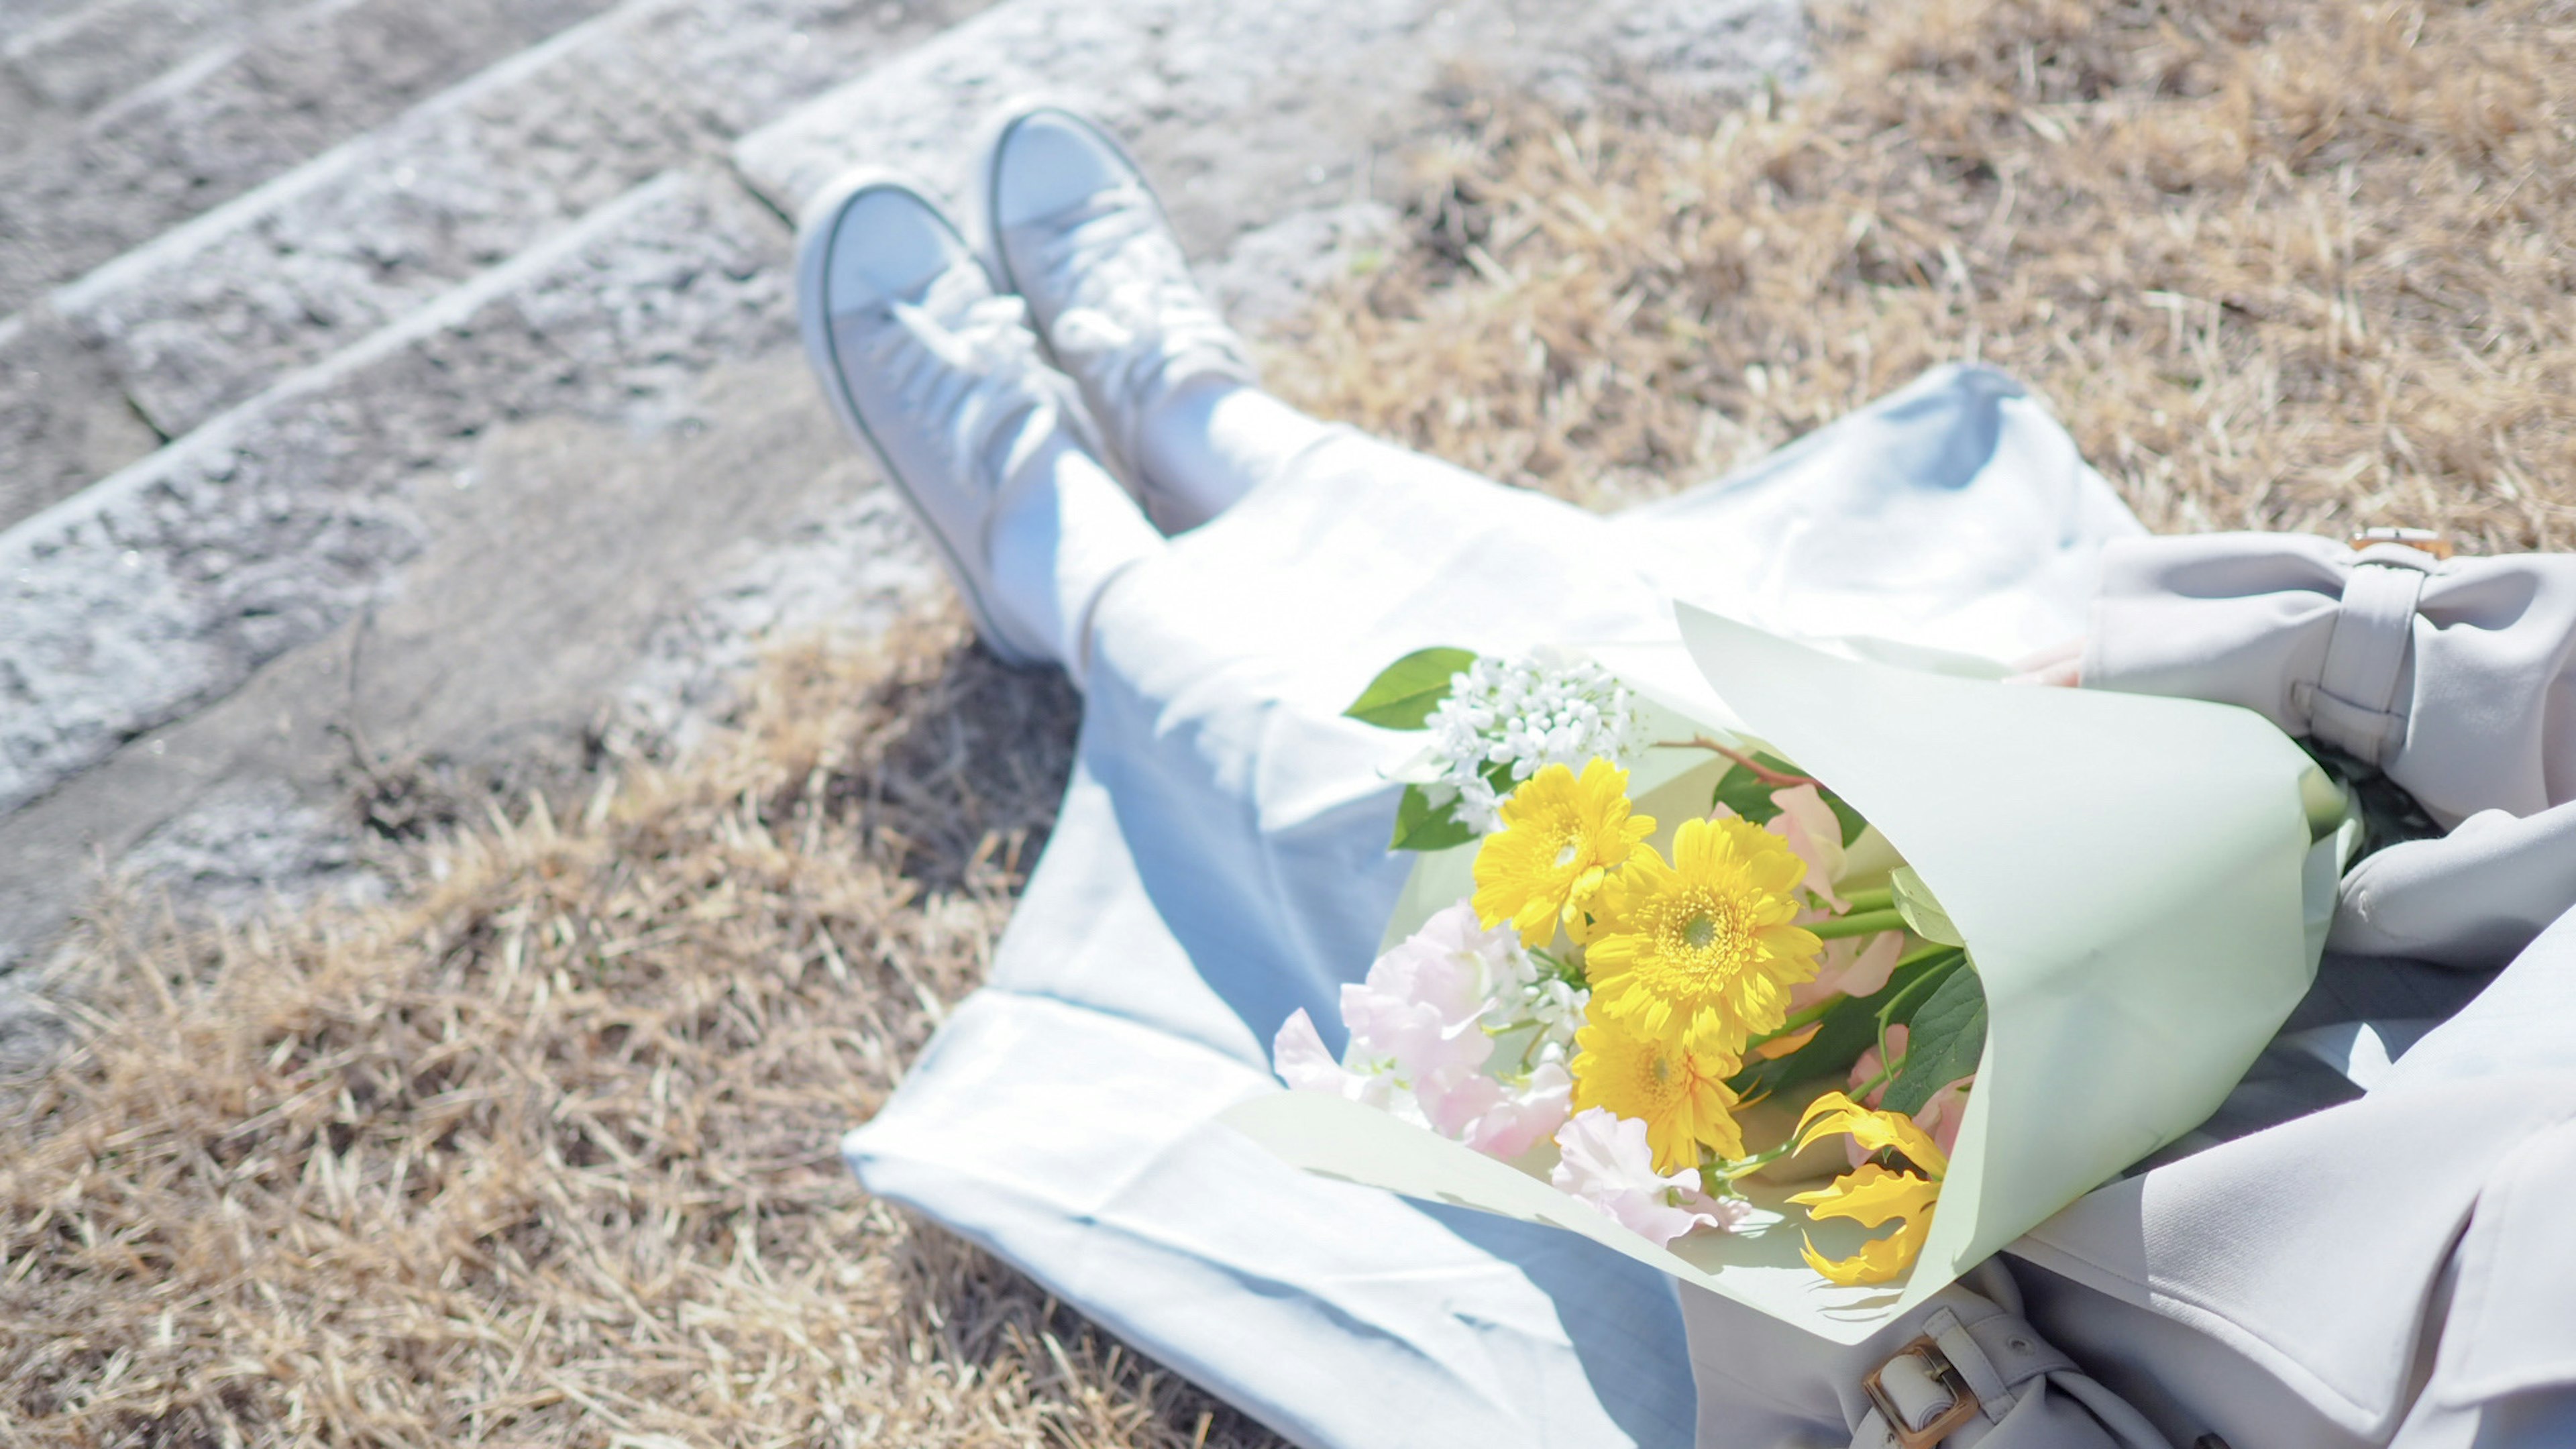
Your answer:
(2294, 547), (2433, 767)
(1852, 1307), (2077, 1448)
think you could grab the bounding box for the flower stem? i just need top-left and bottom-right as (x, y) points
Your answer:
(1852, 1053), (1904, 1102)
(1702, 1142), (1795, 1191)
(1839, 885), (1895, 914)
(1809, 908), (1907, 941)
(1657, 735), (1821, 789)
(1748, 994), (1842, 1049)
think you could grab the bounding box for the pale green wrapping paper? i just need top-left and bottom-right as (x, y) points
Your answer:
(1224, 606), (2350, 1343)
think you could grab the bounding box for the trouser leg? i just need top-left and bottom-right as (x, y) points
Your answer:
(1133, 377), (1340, 529)
(985, 429), (1167, 688)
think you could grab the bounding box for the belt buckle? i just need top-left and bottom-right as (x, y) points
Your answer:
(1860, 1335), (1982, 1449)
(2349, 526), (2455, 559)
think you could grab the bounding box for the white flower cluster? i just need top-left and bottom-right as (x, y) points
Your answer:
(1426, 650), (1650, 833)
(1483, 960), (1587, 1062)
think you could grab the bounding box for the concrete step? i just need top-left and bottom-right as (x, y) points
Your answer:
(0, 0), (616, 317)
(0, 189), (1400, 969)
(0, 0), (1803, 971)
(0, 0), (90, 38)
(0, 0), (993, 533)
(0, 167), (794, 823)
(734, 0), (1804, 242)
(0, 351), (928, 966)
(0, 305), (164, 527)
(5, 0), (313, 123)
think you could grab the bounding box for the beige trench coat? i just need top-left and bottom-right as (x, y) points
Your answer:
(1683, 534), (2576, 1449)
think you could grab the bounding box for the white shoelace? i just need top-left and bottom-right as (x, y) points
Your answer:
(1016, 184), (1254, 474)
(852, 267), (1069, 495)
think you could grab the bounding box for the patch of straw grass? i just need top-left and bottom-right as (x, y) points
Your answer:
(1275, 0), (2576, 549)
(3, 619), (1269, 1446)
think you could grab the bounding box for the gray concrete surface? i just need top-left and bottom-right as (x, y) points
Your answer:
(0, 305), (162, 524)
(0, 0), (1804, 998)
(0, 0), (615, 314)
(0, 0), (994, 520)
(0, 170), (792, 822)
(4, 0), (314, 119)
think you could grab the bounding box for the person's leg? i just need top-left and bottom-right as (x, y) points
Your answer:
(796, 173), (1161, 684)
(1131, 375), (1338, 525)
(985, 429), (1165, 681)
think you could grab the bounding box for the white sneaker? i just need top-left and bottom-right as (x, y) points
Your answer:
(977, 105), (1258, 532)
(796, 172), (1095, 667)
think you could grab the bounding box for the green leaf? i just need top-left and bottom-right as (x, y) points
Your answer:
(1710, 763), (1784, 824)
(1710, 752), (1868, 846)
(1880, 966), (1987, 1116)
(1872, 949), (1966, 1038)
(1389, 784), (1477, 852)
(1889, 866), (1965, 947)
(1727, 945), (1963, 1099)
(1344, 647), (1479, 729)
(1823, 792), (1870, 848)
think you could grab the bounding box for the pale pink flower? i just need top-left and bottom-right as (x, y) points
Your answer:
(1273, 1010), (1394, 1108)
(1549, 1108), (1751, 1248)
(1413, 1055), (1571, 1160)
(1766, 783), (1848, 910)
(1410, 1064), (1501, 1138)
(1452, 1060), (1572, 1159)
(1913, 1075), (1974, 1161)
(1790, 930), (1904, 1010)
(1842, 1024), (1972, 1164)
(1341, 901), (1524, 1082)
(1277, 903), (1572, 1159)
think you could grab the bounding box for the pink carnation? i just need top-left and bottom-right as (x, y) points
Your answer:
(1912, 1076), (1973, 1161)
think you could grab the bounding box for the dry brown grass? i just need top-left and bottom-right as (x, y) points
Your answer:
(6, 0), (2573, 1444)
(1274, 0), (2576, 549)
(1, 621), (1275, 1447)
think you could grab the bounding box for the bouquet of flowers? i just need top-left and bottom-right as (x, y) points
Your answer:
(1226, 606), (2350, 1341)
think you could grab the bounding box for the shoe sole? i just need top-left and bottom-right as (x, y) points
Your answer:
(793, 170), (1044, 669)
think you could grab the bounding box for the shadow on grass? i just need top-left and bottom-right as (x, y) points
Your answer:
(818, 640), (1083, 898)
(890, 1221), (1289, 1449)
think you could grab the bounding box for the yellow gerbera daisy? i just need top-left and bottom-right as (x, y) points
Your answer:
(1471, 759), (1656, 948)
(1584, 816), (1823, 1056)
(1569, 1016), (1746, 1171)
(1784, 1090), (1948, 1285)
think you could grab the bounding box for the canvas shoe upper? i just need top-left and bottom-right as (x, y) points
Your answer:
(797, 174), (1094, 666)
(980, 105), (1258, 531)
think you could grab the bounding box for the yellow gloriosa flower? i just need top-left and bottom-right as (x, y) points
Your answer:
(1788, 1165), (1943, 1286)
(1583, 816), (1823, 1056)
(1471, 759), (1656, 948)
(1785, 1091), (1949, 1286)
(1569, 1015), (1746, 1171)
(1792, 1090), (1951, 1171)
